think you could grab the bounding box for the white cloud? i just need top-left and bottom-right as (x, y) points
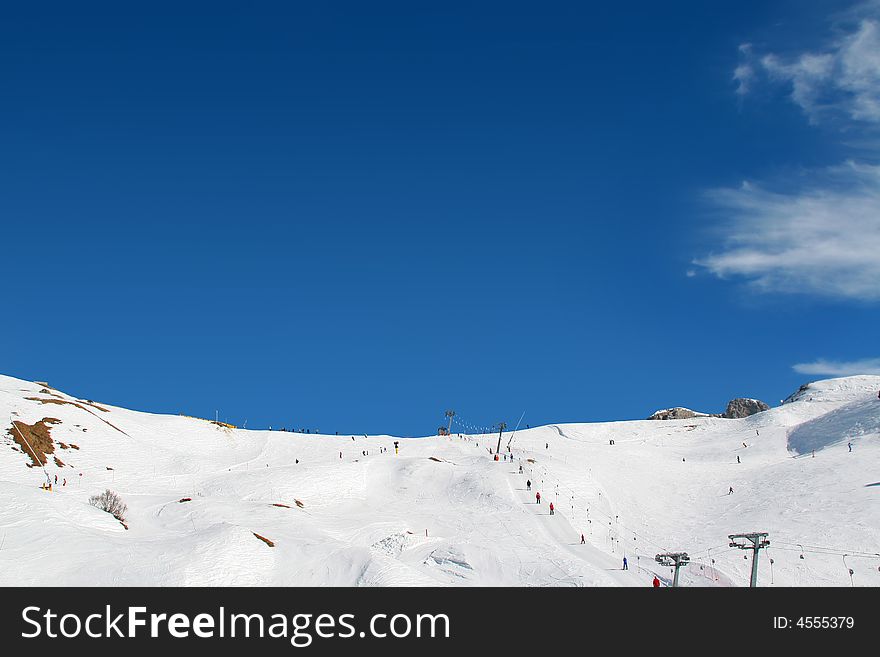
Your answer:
(733, 63), (754, 97)
(695, 162), (880, 300)
(759, 52), (835, 123)
(733, 44), (756, 96)
(838, 19), (880, 121)
(793, 357), (880, 375)
(737, 16), (880, 124)
(699, 8), (880, 301)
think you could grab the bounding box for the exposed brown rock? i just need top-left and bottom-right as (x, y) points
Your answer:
(7, 417), (61, 467)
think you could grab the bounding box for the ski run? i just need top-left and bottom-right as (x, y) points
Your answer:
(1, 373), (878, 587)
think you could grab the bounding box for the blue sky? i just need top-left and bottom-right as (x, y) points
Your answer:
(1, 1), (877, 435)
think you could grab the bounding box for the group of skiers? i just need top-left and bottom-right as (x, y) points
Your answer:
(528, 484), (554, 514)
(268, 427), (320, 434)
(518, 440), (673, 587)
(40, 473), (73, 492)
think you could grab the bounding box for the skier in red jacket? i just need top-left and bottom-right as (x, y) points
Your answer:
(549, 502), (555, 516)
(536, 491), (541, 504)
(652, 576), (661, 588)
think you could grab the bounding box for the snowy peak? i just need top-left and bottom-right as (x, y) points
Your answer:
(782, 375), (880, 405)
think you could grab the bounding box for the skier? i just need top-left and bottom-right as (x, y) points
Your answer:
(526, 479), (531, 491)
(519, 464), (523, 474)
(728, 486), (734, 495)
(581, 534), (586, 544)
(737, 455), (741, 464)
(848, 442), (853, 452)
(652, 576), (660, 588)
(536, 491), (541, 504)
(623, 557), (628, 570)
(549, 502), (554, 515)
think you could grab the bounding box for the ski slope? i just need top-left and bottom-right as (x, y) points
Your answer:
(0, 373), (878, 587)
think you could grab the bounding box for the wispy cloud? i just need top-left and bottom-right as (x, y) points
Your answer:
(733, 44), (755, 97)
(736, 7), (880, 124)
(697, 5), (880, 301)
(793, 357), (880, 375)
(695, 162), (880, 300)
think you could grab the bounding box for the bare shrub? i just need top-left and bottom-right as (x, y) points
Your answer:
(89, 489), (127, 522)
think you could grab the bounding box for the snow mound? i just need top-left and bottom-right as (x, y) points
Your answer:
(787, 397), (880, 455)
(783, 375), (880, 405)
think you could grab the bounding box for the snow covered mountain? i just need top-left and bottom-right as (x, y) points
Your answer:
(1, 373), (878, 587)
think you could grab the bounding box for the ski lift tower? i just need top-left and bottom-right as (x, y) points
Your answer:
(495, 421), (507, 456)
(444, 410), (456, 434)
(655, 552), (690, 587)
(729, 532), (769, 587)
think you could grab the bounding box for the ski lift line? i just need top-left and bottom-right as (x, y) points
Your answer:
(449, 413), (512, 437)
(450, 415), (493, 434)
(526, 460), (673, 554)
(506, 410), (526, 448)
(688, 543), (736, 559)
(528, 458), (757, 563)
(690, 546), (738, 560)
(771, 544), (880, 559)
(774, 539), (880, 556)
(525, 461), (665, 550)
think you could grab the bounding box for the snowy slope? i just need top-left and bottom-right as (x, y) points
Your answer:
(0, 373), (878, 587)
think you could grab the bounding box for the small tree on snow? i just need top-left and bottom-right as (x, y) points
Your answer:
(89, 489), (127, 522)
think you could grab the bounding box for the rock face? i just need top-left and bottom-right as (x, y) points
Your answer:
(647, 407), (711, 421)
(722, 398), (769, 419)
(647, 398), (770, 420)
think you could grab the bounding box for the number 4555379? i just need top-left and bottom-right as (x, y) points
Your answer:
(774, 617), (854, 629)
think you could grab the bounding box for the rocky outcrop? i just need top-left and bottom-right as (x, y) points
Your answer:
(647, 407), (715, 421)
(647, 398), (770, 420)
(722, 398), (769, 419)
